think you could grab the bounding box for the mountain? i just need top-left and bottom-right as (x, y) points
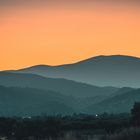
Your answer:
(1, 55), (139, 115)
(0, 72), (118, 98)
(87, 87), (140, 114)
(11, 55), (140, 88)
(0, 86), (75, 116)
(0, 72), (137, 115)
(0, 85), (136, 116)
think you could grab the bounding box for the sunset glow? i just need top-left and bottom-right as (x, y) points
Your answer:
(1, 1), (140, 70)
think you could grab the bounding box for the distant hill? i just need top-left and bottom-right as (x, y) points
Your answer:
(1, 55), (140, 115)
(11, 55), (140, 88)
(0, 85), (136, 116)
(87, 87), (140, 114)
(0, 72), (118, 98)
(0, 86), (75, 116)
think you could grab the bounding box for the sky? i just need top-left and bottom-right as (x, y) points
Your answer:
(1, 0), (140, 70)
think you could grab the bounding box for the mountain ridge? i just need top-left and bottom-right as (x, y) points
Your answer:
(7, 55), (140, 88)
(87, 88), (140, 114)
(3, 55), (140, 71)
(0, 72), (118, 98)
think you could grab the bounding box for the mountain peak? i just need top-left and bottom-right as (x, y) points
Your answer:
(81, 54), (140, 62)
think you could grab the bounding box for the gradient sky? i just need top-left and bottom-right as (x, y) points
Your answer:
(1, 0), (140, 70)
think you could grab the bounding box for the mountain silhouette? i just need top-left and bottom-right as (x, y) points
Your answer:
(0, 85), (135, 116)
(87, 87), (140, 114)
(0, 72), (138, 115)
(11, 55), (140, 88)
(0, 86), (75, 116)
(1, 55), (140, 115)
(0, 72), (118, 98)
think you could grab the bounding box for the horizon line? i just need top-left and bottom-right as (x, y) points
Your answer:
(1, 54), (140, 71)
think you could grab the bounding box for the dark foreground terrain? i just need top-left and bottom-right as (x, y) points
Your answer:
(0, 102), (139, 140)
(0, 102), (140, 140)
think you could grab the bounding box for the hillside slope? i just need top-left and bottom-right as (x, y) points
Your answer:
(0, 72), (118, 98)
(87, 88), (140, 114)
(0, 86), (75, 116)
(12, 55), (140, 87)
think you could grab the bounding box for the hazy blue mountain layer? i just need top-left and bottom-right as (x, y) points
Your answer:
(0, 85), (136, 116)
(87, 88), (140, 114)
(0, 72), (118, 98)
(0, 86), (76, 116)
(11, 55), (140, 88)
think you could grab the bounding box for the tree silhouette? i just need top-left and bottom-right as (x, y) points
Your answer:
(131, 102), (140, 126)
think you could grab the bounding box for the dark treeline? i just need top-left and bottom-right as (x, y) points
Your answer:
(0, 102), (140, 140)
(0, 113), (132, 140)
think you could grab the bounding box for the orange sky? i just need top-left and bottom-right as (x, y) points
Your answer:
(1, 2), (140, 70)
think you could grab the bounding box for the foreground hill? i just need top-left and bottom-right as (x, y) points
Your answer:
(0, 86), (75, 116)
(0, 72), (118, 98)
(12, 55), (140, 87)
(87, 88), (140, 114)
